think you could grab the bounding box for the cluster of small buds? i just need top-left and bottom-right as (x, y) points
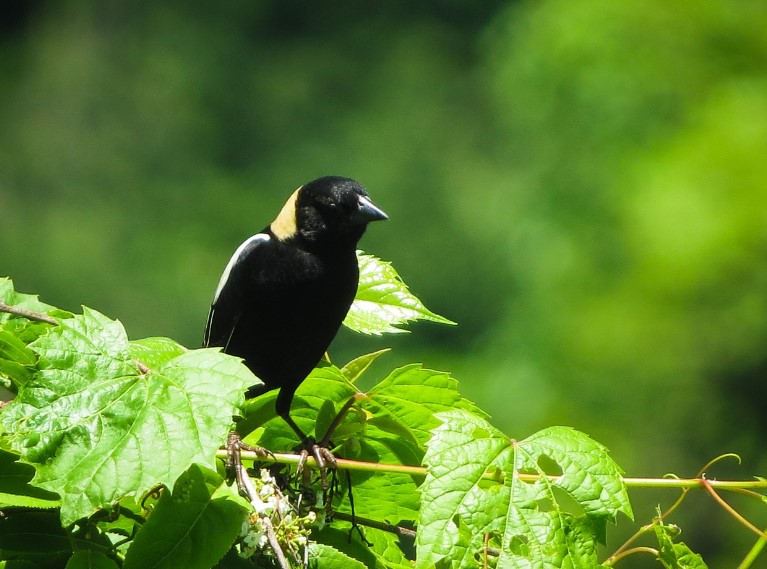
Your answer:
(239, 515), (268, 557)
(249, 471), (291, 516)
(237, 469), (321, 562)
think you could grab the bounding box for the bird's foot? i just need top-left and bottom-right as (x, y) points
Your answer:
(292, 393), (366, 489)
(225, 431), (273, 503)
(295, 439), (337, 490)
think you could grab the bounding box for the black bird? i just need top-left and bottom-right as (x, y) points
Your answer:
(204, 176), (387, 455)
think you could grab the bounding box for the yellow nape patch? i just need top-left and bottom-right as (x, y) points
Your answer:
(270, 187), (300, 240)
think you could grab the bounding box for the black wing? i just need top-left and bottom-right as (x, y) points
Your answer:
(203, 233), (271, 349)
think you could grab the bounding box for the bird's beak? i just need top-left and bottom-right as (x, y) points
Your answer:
(353, 195), (388, 223)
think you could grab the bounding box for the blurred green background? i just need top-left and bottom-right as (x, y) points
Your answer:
(2, 1), (767, 565)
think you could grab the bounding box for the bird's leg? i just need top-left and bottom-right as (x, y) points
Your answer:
(225, 431), (272, 503)
(283, 393), (367, 490)
(281, 414), (336, 489)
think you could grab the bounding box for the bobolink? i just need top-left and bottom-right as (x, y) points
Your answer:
(204, 176), (387, 451)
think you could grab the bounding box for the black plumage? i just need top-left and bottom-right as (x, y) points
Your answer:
(204, 176), (387, 443)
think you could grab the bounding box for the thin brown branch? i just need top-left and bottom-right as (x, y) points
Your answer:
(332, 511), (416, 540)
(331, 511), (503, 558)
(261, 515), (290, 569)
(0, 302), (57, 325)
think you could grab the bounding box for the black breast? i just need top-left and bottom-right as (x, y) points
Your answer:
(227, 241), (359, 394)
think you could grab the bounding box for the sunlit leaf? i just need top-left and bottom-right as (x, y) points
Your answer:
(0, 450), (60, 510)
(340, 348), (390, 384)
(309, 543), (368, 569)
(123, 465), (248, 569)
(1, 308), (252, 525)
(416, 410), (632, 569)
(345, 252), (455, 335)
(655, 523), (708, 569)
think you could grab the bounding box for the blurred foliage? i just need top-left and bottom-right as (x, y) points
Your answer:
(2, 1), (767, 565)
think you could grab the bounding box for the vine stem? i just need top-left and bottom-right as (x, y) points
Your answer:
(605, 546), (659, 565)
(737, 527), (767, 569)
(227, 449), (767, 566)
(220, 449), (767, 492)
(622, 476), (767, 491)
(700, 478), (767, 540)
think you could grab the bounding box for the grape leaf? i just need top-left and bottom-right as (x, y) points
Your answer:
(123, 465), (249, 569)
(655, 523), (708, 569)
(65, 550), (120, 569)
(0, 330), (36, 387)
(315, 523), (413, 569)
(0, 278), (70, 346)
(0, 279), (62, 389)
(0, 331), (36, 367)
(0, 278), (60, 321)
(344, 252), (455, 335)
(416, 410), (632, 569)
(0, 450), (60, 510)
(0, 307), (252, 525)
(340, 348), (390, 384)
(128, 337), (187, 369)
(0, 510), (72, 563)
(326, 366), (486, 526)
(309, 543), (368, 569)
(367, 364), (484, 448)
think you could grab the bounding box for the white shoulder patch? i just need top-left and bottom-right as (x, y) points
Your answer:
(212, 233), (270, 303)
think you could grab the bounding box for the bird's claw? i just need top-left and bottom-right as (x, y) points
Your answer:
(295, 441), (336, 490)
(314, 444), (337, 469)
(226, 431), (272, 503)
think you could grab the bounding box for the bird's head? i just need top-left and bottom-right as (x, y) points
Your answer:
(271, 176), (388, 247)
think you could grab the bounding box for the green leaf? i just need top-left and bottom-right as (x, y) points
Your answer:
(96, 508), (140, 541)
(0, 315), (41, 389)
(0, 510), (72, 563)
(65, 550), (120, 569)
(212, 549), (257, 569)
(0, 279), (59, 322)
(0, 278), (70, 346)
(1, 308), (252, 525)
(308, 543), (368, 569)
(335, 435), (422, 525)
(241, 364), (425, 526)
(0, 450), (60, 509)
(0, 358), (32, 388)
(0, 560), (47, 569)
(317, 518), (414, 569)
(416, 410), (632, 569)
(0, 331), (36, 367)
(340, 349), (391, 384)
(328, 366), (483, 527)
(655, 523), (709, 569)
(518, 426), (633, 522)
(367, 365), (484, 448)
(123, 465), (249, 569)
(128, 337), (187, 368)
(345, 252), (455, 335)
